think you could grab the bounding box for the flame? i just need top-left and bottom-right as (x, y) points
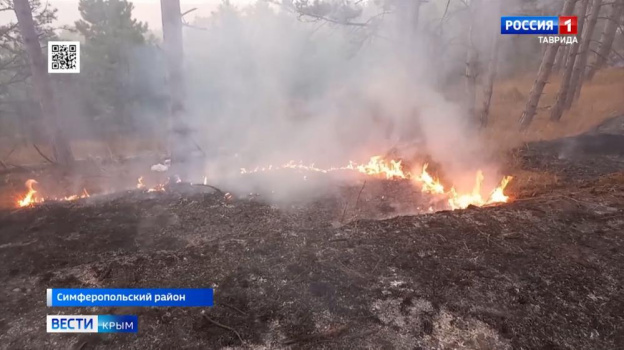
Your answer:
(16, 156), (512, 211)
(240, 156), (513, 211)
(413, 165), (513, 210)
(137, 176), (145, 189)
(17, 179), (89, 207)
(241, 156), (408, 179)
(17, 179), (43, 207)
(137, 176), (166, 192)
(61, 188), (91, 202)
(347, 156), (407, 179)
(487, 176), (513, 204)
(147, 183), (166, 192)
(414, 164), (445, 194)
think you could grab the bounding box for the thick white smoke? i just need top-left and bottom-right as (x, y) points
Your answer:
(177, 0), (504, 198)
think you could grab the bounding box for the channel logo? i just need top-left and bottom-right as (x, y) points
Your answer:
(46, 315), (138, 333)
(501, 16), (577, 35)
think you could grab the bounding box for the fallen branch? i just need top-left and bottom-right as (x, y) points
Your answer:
(181, 7), (197, 17)
(202, 314), (243, 344)
(2, 143), (17, 161)
(221, 303), (247, 316)
(191, 183), (225, 195)
(32, 144), (56, 165)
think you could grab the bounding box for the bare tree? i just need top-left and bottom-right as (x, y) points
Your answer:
(160, 0), (191, 170)
(13, 0), (74, 166)
(465, 22), (478, 120)
(519, 0), (578, 130)
(550, 0), (590, 121)
(565, 0), (602, 108)
(585, 0), (624, 80)
(464, 0), (481, 121)
(480, 32), (499, 128)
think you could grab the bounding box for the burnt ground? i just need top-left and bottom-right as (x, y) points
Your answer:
(1, 119), (624, 349)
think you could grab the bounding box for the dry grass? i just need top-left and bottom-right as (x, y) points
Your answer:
(507, 169), (562, 197)
(485, 68), (624, 150)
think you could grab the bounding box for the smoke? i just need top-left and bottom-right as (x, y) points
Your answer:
(173, 0), (506, 198)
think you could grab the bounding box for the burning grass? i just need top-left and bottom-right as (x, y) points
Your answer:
(14, 155), (513, 213)
(16, 179), (90, 207)
(240, 155), (513, 211)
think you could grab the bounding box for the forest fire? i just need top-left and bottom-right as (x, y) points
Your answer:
(17, 179), (90, 208)
(241, 155), (513, 210)
(15, 157), (512, 211)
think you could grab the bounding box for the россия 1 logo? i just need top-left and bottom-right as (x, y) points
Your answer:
(501, 16), (578, 45)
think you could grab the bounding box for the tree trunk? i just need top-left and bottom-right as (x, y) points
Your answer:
(480, 33), (500, 128)
(585, 0), (624, 81)
(465, 0), (481, 121)
(565, 0), (602, 108)
(519, 0), (577, 130)
(160, 0), (191, 172)
(13, 0), (74, 166)
(550, 0), (590, 121)
(553, 45), (569, 74)
(399, 0), (421, 59)
(465, 20), (478, 121)
(410, 0), (421, 39)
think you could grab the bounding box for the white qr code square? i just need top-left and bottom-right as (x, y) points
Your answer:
(48, 41), (80, 74)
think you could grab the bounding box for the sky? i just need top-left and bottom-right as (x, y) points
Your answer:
(1, 0), (256, 30)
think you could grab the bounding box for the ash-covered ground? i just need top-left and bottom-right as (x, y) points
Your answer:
(1, 119), (623, 349)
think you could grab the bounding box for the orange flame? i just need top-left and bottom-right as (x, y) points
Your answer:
(241, 156), (409, 179)
(137, 176), (145, 189)
(240, 156), (513, 211)
(17, 179), (90, 207)
(413, 165), (513, 210)
(414, 164), (445, 194)
(137, 176), (166, 192)
(347, 156), (407, 179)
(17, 179), (43, 207)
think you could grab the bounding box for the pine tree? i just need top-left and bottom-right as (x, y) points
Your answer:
(74, 0), (149, 129)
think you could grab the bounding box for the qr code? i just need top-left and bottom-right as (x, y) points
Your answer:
(48, 41), (80, 74)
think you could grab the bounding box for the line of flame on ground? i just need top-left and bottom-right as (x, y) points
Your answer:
(241, 156), (513, 210)
(16, 175), (183, 208)
(15, 156), (512, 211)
(17, 179), (90, 208)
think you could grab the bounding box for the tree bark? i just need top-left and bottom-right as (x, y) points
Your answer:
(398, 0), (422, 59)
(160, 0), (191, 171)
(585, 0), (624, 81)
(519, 0), (577, 130)
(410, 0), (421, 39)
(465, 21), (478, 121)
(553, 45), (569, 74)
(13, 0), (74, 166)
(464, 0), (482, 121)
(550, 0), (590, 121)
(565, 0), (602, 108)
(480, 33), (499, 128)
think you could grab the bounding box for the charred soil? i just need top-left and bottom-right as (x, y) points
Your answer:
(1, 124), (623, 349)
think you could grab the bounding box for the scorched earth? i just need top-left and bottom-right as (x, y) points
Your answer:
(0, 120), (623, 350)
